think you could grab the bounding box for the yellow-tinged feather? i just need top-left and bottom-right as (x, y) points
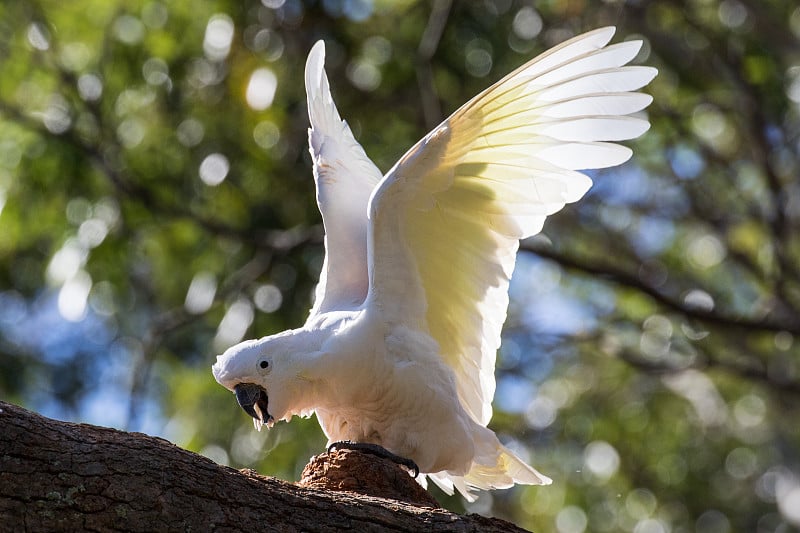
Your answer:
(367, 27), (655, 434)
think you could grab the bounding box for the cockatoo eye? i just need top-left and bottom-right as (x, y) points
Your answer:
(258, 359), (271, 374)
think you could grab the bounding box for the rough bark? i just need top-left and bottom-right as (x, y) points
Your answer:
(298, 449), (441, 508)
(0, 401), (528, 532)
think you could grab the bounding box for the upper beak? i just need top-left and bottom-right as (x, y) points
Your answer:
(233, 383), (274, 431)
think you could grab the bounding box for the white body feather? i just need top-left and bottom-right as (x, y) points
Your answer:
(212, 27), (656, 500)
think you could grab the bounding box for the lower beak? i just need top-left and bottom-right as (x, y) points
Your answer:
(233, 383), (274, 431)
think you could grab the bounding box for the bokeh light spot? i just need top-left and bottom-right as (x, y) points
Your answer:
(177, 118), (205, 147)
(513, 7), (542, 40)
(347, 60), (381, 91)
(683, 289), (714, 312)
(214, 298), (254, 351)
(254, 284), (282, 313)
(199, 153), (230, 186)
(556, 506), (588, 533)
(246, 68), (278, 110)
(77, 74), (103, 102)
(626, 488), (657, 520)
(466, 47), (493, 78)
(253, 121), (280, 150)
(113, 15), (145, 45)
(185, 272), (217, 314)
(141, 2), (169, 29)
(27, 22), (50, 50)
(583, 441), (620, 482)
(117, 118), (146, 148)
(695, 509), (731, 533)
(58, 270), (92, 322)
(525, 395), (557, 429)
(687, 234), (726, 269)
(718, 0), (748, 29)
(200, 444), (229, 466)
(143, 57), (170, 86)
(204, 14), (234, 61)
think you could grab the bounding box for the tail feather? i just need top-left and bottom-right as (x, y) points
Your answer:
(465, 444), (552, 489)
(421, 436), (551, 501)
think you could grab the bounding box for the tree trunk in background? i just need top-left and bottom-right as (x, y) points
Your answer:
(0, 402), (527, 532)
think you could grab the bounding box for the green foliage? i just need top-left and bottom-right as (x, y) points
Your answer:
(2, 1), (800, 531)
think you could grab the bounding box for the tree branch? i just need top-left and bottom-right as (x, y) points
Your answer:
(0, 401), (527, 532)
(521, 241), (800, 335)
(415, 0), (452, 130)
(616, 346), (800, 396)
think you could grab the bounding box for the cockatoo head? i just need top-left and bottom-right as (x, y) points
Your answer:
(212, 332), (302, 430)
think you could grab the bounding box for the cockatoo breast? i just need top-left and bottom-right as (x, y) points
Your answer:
(311, 313), (476, 475)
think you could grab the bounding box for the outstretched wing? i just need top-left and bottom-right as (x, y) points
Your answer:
(305, 41), (383, 316)
(366, 27), (656, 425)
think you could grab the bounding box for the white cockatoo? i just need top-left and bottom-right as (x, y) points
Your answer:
(212, 27), (656, 500)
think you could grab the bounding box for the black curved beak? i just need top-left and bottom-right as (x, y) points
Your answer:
(233, 383), (273, 426)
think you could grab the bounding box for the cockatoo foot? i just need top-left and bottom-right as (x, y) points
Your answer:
(327, 441), (420, 478)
